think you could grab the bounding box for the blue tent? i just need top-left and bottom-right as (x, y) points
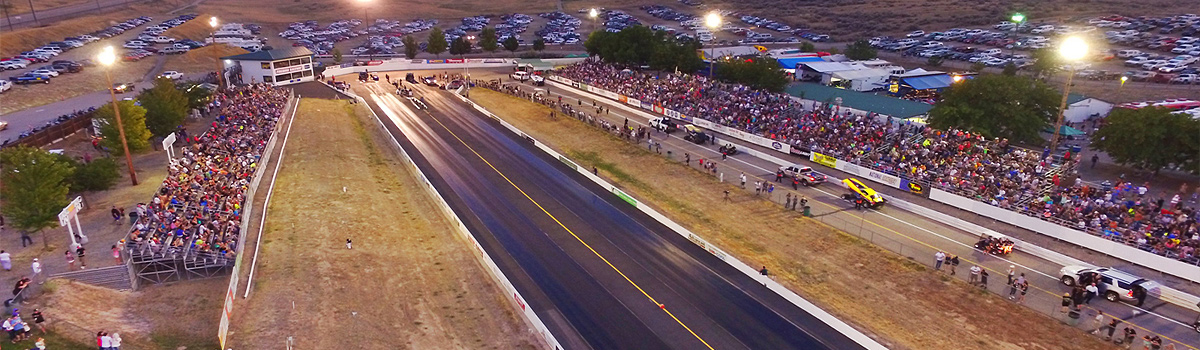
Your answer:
(901, 74), (956, 90)
(776, 56), (826, 69)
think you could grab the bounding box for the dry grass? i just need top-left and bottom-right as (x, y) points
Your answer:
(163, 14), (216, 41)
(31, 279), (223, 350)
(709, 0), (1200, 39)
(0, 56), (156, 114)
(2, 0), (94, 16)
(195, 0), (559, 25)
(468, 87), (1121, 350)
(228, 98), (538, 349)
(162, 44), (247, 73)
(0, 2), (175, 57)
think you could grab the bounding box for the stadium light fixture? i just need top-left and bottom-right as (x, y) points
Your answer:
(705, 12), (721, 29)
(1011, 13), (1025, 24)
(1059, 36), (1088, 61)
(97, 45), (138, 185)
(589, 8), (598, 19)
(209, 16), (217, 28)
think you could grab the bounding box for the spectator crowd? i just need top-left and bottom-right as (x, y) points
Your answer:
(124, 84), (289, 262)
(553, 59), (1199, 264)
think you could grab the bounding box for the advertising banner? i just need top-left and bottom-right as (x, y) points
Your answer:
(445, 58), (465, 63)
(653, 105), (664, 114)
(612, 187), (637, 206)
(694, 119), (792, 154)
(427, 59), (445, 64)
(619, 95), (628, 104)
(627, 97), (643, 109)
(366, 60), (383, 66)
(899, 178), (929, 197)
(483, 59), (508, 63)
(810, 152), (839, 168)
(579, 83), (589, 91)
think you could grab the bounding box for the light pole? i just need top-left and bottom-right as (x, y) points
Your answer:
(98, 46), (139, 186)
(589, 8), (599, 33)
(1009, 13), (1025, 55)
(209, 16), (225, 89)
(1011, 13), (1025, 31)
(1049, 36), (1087, 153)
(464, 35), (474, 95)
(359, 0), (371, 29)
(1119, 75), (1128, 93)
(705, 12), (721, 79)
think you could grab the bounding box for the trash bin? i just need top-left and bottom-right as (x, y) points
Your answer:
(803, 206), (811, 217)
(1071, 145), (1081, 154)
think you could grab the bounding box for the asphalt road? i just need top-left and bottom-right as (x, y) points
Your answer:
(486, 74), (1200, 348)
(357, 78), (873, 350)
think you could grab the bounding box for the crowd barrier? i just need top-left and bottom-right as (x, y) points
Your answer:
(451, 90), (889, 350)
(360, 92), (563, 350)
(543, 77), (1200, 311)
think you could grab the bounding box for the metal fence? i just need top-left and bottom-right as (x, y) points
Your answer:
(1, 114), (94, 150)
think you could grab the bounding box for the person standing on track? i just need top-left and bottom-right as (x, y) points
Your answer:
(934, 251), (945, 271)
(740, 172), (747, 188)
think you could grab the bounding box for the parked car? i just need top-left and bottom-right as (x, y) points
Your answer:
(0, 80), (11, 93)
(111, 82), (135, 93)
(11, 74), (50, 84)
(1059, 266), (1162, 303)
(29, 68), (59, 77)
(157, 71), (183, 80)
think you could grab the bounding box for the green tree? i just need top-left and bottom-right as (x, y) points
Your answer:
(1028, 48), (1059, 79)
(449, 36), (471, 56)
(532, 38), (545, 52)
(95, 100), (152, 155)
(1002, 63), (1018, 76)
(502, 36), (519, 55)
(927, 56), (944, 67)
(181, 83), (212, 110)
(649, 35), (703, 73)
(68, 157), (121, 192)
(715, 57), (789, 92)
(138, 77), (189, 138)
(331, 48), (343, 64)
(800, 41), (815, 52)
(479, 27), (498, 54)
(0, 146), (73, 249)
(426, 27), (447, 57)
(844, 39), (877, 60)
(1091, 107), (1200, 174)
(402, 35), (419, 59)
(927, 74), (1059, 144)
(970, 62), (986, 72)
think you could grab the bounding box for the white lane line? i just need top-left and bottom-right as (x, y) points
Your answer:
(243, 95), (301, 299)
(540, 83), (1195, 329)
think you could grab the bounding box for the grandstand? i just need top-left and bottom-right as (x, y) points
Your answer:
(553, 60), (1198, 266)
(122, 84), (291, 286)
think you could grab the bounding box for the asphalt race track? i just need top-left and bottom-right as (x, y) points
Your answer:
(358, 80), (870, 350)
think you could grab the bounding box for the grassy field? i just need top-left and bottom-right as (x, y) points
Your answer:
(29, 279), (223, 350)
(1, 0), (93, 16)
(162, 44), (247, 73)
(467, 87), (1120, 350)
(227, 98), (538, 349)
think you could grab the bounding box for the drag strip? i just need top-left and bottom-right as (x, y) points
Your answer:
(359, 81), (868, 350)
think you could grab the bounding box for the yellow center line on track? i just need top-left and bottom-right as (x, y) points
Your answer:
(395, 94), (715, 350)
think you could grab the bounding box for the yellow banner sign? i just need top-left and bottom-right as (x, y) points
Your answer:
(810, 152), (839, 168)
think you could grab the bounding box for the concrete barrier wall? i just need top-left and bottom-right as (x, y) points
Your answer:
(359, 93), (564, 350)
(452, 92), (889, 350)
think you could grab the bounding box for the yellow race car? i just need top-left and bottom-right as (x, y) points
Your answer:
(842, 178), (885, 208)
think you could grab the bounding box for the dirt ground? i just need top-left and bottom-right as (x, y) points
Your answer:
(27, 278), (224, 350)
(467, 87), (1122, 350)
(227, 98), (538, 349)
